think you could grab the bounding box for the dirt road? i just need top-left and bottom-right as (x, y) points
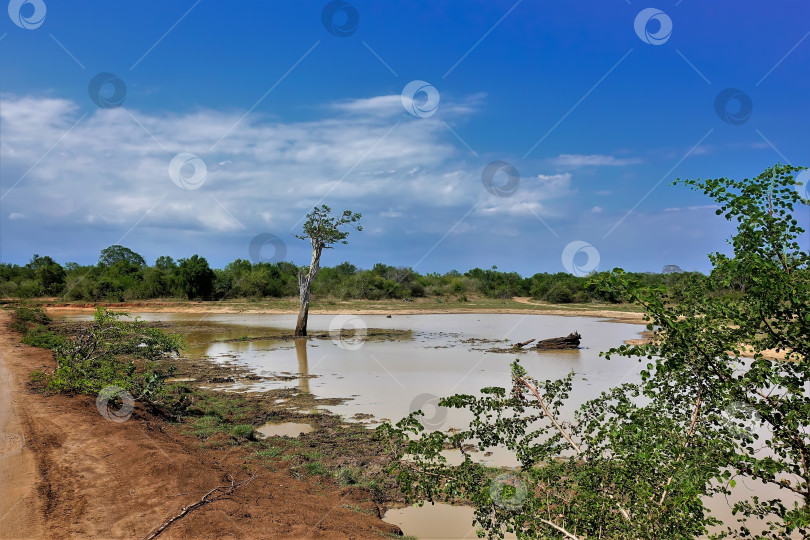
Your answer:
(0, 320), (44, 538)
(0, 311), (401, 539)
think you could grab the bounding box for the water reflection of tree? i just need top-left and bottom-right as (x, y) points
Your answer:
(294, 338), (310, 394)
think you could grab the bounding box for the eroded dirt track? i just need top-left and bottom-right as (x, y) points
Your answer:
(0, 311), (400, 539)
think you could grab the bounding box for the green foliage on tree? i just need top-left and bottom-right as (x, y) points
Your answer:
(99, 244), (147, 267)
(26, 254), (66, 295)
(379, 164), (809, 539)
(176, 254), (215, 299)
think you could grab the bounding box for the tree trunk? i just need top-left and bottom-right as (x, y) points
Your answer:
(535, 331), (581, 350)
(294, 243), (322, 337)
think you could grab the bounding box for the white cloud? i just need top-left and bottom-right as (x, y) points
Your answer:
(332, 95), (402, 117)
(663, 205), (719, 212)
(550, 154), (642, 167)
(0, 92), (573, 251)
(475, 173), (573, 217)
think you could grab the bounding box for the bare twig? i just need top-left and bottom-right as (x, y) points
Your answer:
(539, 518), (581, 539)
(143, 474), (258, 540)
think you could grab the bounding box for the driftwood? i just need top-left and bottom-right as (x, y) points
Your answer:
(143, 474), (258, 540)
(535, 331), (581, 350)
(512, 339), (536, 350)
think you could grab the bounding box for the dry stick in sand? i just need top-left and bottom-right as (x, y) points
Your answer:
(143, 474), (258, 540)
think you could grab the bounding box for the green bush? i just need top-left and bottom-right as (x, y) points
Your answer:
(231, 424), (256, 440)
(544, 282), (573, 303)
(21, 325), (68, 350)
(334, 466), (360, 485)
(45, 307), (182, 400)
(14, 306), (50, 324)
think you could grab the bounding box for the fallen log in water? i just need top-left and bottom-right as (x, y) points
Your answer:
(535, 331), (581, 350)
(512, 339), (536, 350)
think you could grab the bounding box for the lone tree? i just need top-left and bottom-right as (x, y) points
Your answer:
(294, 205), (361, 336)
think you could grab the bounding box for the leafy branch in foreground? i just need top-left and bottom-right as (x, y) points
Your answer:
(379, 361), (725, 539)
(379, 164), (809, 539)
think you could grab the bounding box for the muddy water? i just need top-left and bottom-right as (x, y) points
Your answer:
(384, 503), (517, 540)
(256, 421), (313, 438)
(56, 312), (798, 538)
(58, 312), (647, 425)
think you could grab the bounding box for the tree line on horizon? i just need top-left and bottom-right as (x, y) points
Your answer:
(0, 244), (711, 304)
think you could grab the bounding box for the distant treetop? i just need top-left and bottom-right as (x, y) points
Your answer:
(99, 245), (146, 267)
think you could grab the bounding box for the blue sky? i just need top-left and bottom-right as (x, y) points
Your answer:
(2, 0), (808, 275)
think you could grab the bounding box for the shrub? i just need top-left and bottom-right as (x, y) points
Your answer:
(231, 424), (256, 440)
(45, 307), (183, 402)
(334, 466), (360, 486)
(304, 461), (328, 476)
(21, 325), (68, 350)
(544, 282), (573, 303)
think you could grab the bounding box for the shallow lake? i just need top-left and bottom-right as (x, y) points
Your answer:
(59, 312), (646, 426)
(56, 311), (797, 538)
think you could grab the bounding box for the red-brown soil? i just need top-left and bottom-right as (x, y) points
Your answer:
(0, 310), (402, 539)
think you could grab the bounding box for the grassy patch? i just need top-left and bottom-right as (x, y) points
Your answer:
(303, 461), (328, 476)
(188, 415), (224, 438)
(254, 446), (283, 458)
(231, 424), (256, 440)
(340, 503), (375, 516)
(334, 466), (361, 486)
(374, 532), (417, 540)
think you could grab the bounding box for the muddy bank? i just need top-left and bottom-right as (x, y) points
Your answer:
(0, 309), (404, 539)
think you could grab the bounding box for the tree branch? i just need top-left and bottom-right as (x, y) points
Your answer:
(142, 474), (258, 540)
(539, 518), (582, 540)
(516, 377), (582, 455)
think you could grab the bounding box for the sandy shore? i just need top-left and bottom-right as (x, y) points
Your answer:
(40, 297), (649, 325)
